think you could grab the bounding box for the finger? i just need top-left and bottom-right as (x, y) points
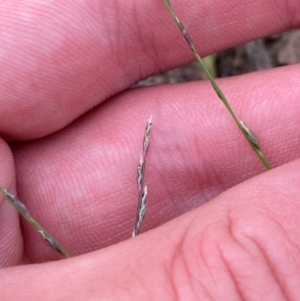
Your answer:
(12, 64), (300, 262)
(0, 139), (23, 267)
(1, 1), (299, 139)
(1, 159), (300, 300)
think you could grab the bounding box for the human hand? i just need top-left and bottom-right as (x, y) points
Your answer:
(0, 0), (300, 299)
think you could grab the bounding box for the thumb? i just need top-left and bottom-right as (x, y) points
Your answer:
(1, 159), (300, 300)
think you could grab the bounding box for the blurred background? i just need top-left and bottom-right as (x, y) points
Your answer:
(137, 29), (300, 85)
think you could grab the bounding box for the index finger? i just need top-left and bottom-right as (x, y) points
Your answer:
(0, 0), (298, 139)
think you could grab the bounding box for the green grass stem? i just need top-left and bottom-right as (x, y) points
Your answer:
(0, 187), (71, 257)
(163, 0), (271, 170)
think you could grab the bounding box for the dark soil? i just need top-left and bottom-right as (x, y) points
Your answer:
(137, 30), (300, 85)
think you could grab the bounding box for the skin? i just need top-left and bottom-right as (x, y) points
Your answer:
(0, 0), (300, 299)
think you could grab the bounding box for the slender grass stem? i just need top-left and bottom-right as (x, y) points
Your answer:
(133, 117), (152, 237)
(0, 187), (71, 257)
(162, 0), (271, 170)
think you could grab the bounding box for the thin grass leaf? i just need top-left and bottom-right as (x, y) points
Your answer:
(162, 0), (271, 170)
(133, 117), (152, 237)
(0, 187), (71, 257)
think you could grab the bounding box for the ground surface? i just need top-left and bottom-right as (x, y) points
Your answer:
(137, 29), (300, 85)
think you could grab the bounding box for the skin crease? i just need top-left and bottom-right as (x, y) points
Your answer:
(0, 0), (299, 300)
